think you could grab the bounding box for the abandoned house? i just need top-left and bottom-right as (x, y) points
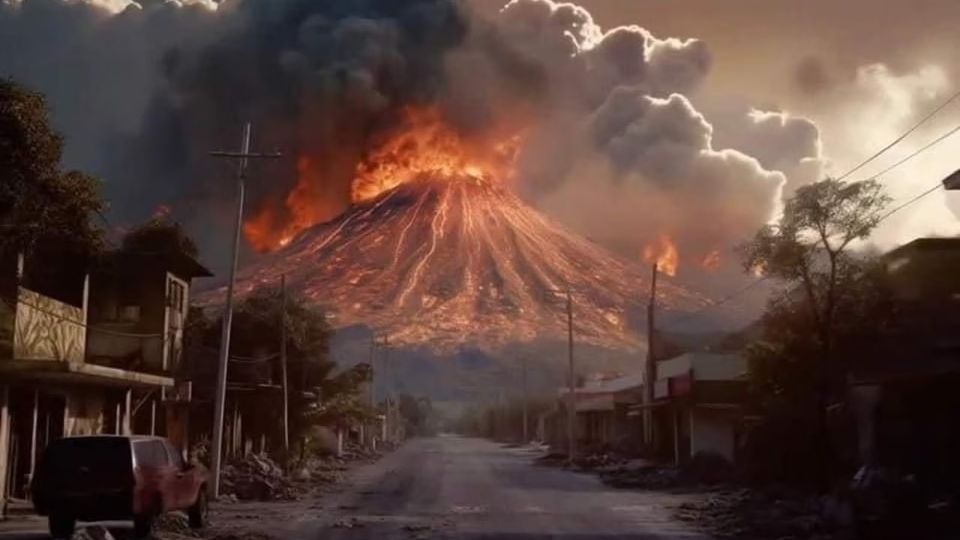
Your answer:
(0, 245), (210, 516)
(647, 352), (748, 464)
(847, 237), (960, 498)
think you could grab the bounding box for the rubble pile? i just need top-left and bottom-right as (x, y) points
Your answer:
(676, 488), (832, 540)
(600, 462), (687, 490)
(290, 456), (347, 485)
(70, 526), (115, 540)
(534, 452), (569, 466)
(598, 453), (737, 489)
(571, 451), (629, 471)
(343, 441), (380, 462)
(219, 442), (386, 501)
(154, 513), (200, 538)
(221, 454), (300, 501)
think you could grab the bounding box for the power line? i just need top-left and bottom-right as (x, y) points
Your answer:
(858, 123), (960, 184)
(660, 277), (769, 330)
(857, 122), (960, 225)
(837, 88), (960, 181)
(878, 182), (944, 224)
(658, 94), (960, 333)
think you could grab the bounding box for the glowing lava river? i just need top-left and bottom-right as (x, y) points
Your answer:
(198, 173), (708, 351)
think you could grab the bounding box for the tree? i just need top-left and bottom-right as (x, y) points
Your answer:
(397, 394), (437, 437)
(120, 218), (199, 258)
(739, 178), (891, 486)
(308, 363), (375, 429)
(185, 286), (335, 446)
(0, 79), (103, 257)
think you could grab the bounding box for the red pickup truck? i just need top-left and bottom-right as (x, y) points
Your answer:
(32, 435), (209, 539)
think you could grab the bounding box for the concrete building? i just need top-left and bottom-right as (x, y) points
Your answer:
(644, 352), (748, 464)
(0, 248), (210, 516)
(847, 237), (960, 495)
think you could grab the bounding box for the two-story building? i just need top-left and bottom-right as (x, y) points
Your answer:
(0, 246), (210, 515)
(847, 237), (960, 497)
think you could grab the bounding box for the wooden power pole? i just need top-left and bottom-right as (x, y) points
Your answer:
(280, 274), (289, 453)
(521, 356), (529, 443)
(208, 123), (281, 498)
(643, 263), (659, 447)
(565, 287), (575, 459)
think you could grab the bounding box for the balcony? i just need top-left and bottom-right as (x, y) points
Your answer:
(12, 286), (85, 363)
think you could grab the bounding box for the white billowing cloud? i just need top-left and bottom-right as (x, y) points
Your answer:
(712, 108), (826, 194)
(825, 64), (950, 157)
(489, 0), (784, 273)
(796, 62), (960, 245)
(500, 0), (602, 53)
(540, 89), (784, 262)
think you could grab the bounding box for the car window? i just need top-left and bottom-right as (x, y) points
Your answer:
(134, 440), (170, 467)
(164, 440), (185, 469)
(39, 437), (133, 489)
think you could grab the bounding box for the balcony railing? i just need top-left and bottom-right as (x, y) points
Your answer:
(12, 286), (85, 363)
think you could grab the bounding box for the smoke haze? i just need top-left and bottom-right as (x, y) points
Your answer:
(1, 0), (956, 291)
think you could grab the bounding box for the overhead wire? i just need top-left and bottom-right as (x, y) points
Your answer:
(836, 87), (960, 181)
(659, 276), (769, 331)
(659, 92), (960, 332)
(860, 124), (960, 185)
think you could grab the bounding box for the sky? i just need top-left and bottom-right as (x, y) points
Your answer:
(2, 0), (959, 274)
(546, 0), (960, 248)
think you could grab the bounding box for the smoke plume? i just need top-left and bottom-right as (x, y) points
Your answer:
(0, 0), (841, 280)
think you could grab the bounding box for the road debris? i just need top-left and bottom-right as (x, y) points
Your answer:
(71, 526), (115, 540)
(332, 517), (365, 529)
(155, 512), (200, 538)
(676, 488), (833, 540)
(221, 454), (300, 501)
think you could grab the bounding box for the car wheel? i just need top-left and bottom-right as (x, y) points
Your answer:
(48, 514), (76, 539)
(133, 513), (154, 539)
(188, 487), (208, 529)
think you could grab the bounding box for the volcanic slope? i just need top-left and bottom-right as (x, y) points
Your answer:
(205, 175), (709, 351)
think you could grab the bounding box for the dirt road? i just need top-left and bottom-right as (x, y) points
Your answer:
(0, 436), (709, 540)
(237, 435), (710, 540)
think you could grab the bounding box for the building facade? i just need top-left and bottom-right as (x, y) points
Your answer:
(0, 248), (210, 516)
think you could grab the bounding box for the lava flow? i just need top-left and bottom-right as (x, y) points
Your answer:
(243, 107), (519, 253)
(202, 108), (709, 350)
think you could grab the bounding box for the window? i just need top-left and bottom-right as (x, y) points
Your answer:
(164, 440), (185, 469)
(133, 440), (170, 468)
(167, 279), (186, 311)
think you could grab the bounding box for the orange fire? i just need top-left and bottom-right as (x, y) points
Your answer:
(643, 233), (679, 277)
(351, 107), (518, 202)
(701, 249), (721, 271)
(244, 156), (343, 252)
(243, 107), (520, 252)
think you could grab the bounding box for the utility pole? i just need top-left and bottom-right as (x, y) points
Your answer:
(643, 263), (658, 447)
(208, 123), (281, 498)
(367, 334), (378, 448)
(521, 356), (529, 443)
(545, 287), (577, 459)
(565, 287), (575, 460)
(376, 334), (392, 443)
(280, 274), (289, 453)
(369, 334), (378, 408)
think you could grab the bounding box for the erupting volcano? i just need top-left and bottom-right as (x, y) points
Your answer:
(201, 109), (709, 351)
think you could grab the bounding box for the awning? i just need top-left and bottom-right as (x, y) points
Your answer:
(626, 401), (671, 416)
(575, 394), (615, 413)
(0, 360), (174, 388)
